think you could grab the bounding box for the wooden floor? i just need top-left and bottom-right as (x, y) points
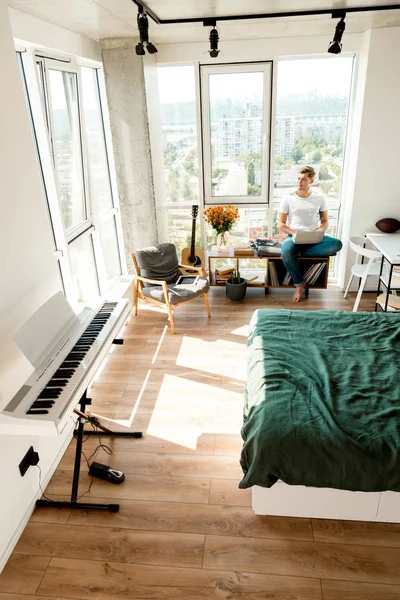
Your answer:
(2, 286), (400, 600)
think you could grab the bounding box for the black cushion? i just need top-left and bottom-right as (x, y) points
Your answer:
(135, 243), (180, 286)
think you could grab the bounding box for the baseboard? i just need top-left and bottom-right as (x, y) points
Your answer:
(0, 421), (75, 573)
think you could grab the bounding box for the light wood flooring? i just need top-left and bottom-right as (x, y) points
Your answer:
(2, 286), (400, 600)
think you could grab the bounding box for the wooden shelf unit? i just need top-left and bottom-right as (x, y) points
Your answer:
(207, 248), (330, 293)
(265, 255), (329, 291)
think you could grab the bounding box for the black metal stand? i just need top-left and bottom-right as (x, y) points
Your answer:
(36, 391), (142, 512)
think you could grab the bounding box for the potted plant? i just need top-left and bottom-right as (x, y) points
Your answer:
(226, 267), (247, 302)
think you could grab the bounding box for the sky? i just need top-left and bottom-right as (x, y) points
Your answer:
(157, 57), (354, 104)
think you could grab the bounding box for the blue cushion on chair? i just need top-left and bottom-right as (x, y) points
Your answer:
(135, 243), (180, 286)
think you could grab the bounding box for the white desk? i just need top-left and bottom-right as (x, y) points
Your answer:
(365, 232), (400, 311)
(366, 232), (400, 264)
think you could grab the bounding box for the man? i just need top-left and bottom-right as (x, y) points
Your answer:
(278, 165), (342, 303)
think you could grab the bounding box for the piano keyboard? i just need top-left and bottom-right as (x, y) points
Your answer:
(1, 299), (131, 436)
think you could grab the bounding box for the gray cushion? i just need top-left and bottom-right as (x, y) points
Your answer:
(136, 243), (180, 287)
(142, 277), (209, 305)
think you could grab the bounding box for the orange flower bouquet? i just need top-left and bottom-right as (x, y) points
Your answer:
(203, 205), (239, 235)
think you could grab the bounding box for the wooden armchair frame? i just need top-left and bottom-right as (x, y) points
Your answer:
(131, 253), (211, 334)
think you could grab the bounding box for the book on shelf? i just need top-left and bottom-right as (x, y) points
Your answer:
(303, 262), (326, 285)
(276, 262), (325, 287)
(268, 262), (279, 286)
(234, 247), (255, 256)
(215, 276), (233, 282)
(215, 267), (234, 276)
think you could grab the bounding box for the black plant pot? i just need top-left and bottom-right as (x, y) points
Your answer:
(226, 278), (247, 302)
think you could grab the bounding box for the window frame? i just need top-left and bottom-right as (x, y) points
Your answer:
(200, 61), (273, 206)
(17, 47), (125, 306)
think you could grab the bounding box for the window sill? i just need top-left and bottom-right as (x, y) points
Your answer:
(107, 274), (135, 303)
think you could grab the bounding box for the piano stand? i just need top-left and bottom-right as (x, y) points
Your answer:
(36, 391), (142, 512)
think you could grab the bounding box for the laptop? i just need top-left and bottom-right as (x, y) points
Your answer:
(293, 230), (324, 245)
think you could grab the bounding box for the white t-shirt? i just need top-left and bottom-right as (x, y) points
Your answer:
(279, 191), (328, 232)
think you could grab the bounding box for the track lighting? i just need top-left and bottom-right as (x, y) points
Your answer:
(328, 13), (346, 55)
(135, 9), (158, 56)
(208, 25), (220, 58)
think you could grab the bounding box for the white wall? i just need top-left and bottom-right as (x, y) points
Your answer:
(8, 6), (101, 62)
(0, 3), (101, 571)
(338, 27), (400, 289)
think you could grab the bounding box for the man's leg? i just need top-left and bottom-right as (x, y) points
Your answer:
(301, 235), (343, 258)
(281, 237), (307, 303)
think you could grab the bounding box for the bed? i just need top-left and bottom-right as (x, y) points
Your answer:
(240, 309), (400, 521)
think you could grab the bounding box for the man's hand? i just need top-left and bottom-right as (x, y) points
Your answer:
(318, 210), (329, 232)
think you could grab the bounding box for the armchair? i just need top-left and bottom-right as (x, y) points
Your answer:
(131, 243), (211, 334)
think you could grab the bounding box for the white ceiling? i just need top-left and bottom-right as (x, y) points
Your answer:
(7, 0), (400, 43)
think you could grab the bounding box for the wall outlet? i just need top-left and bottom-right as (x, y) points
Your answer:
(19, 446), (39, 477)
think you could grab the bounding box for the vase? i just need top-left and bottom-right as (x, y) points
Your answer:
(216, 231), (231, 250)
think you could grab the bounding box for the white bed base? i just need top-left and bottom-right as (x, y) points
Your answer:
(253, 482), (400, 522)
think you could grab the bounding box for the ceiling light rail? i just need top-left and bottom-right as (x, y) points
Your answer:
(131, 2), (400, 24)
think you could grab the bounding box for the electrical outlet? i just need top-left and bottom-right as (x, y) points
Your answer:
(19, 446), (39, 477)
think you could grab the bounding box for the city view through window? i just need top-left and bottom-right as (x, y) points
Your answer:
(207, 69), (266, 200)
(158, 57), (353, 276)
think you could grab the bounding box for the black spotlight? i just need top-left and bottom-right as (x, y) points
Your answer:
(328, 15), (346, 55)
(135, 10), (157, 56)
(135, 41), (145, 56)
(209, 26), (220, 58)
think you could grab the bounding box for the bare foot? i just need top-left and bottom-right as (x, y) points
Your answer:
(293, 282), (307, 303)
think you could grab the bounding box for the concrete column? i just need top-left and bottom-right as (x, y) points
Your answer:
(100, 38), (158, 272)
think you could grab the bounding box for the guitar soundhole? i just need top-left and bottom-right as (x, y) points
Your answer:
(188, 254), (202, 266)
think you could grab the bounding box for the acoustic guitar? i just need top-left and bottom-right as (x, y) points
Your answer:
(181, 205), (205, 268)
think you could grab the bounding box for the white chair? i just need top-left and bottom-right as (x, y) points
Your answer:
(344, 236), (382, 312)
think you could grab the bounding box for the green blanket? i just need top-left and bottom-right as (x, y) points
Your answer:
(239, 309), (400, 492)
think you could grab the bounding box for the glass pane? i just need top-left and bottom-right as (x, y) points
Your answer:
(69, 233), (100, 302)
(205, 207), (268, 252)
(209, 72), (264, 197)
(167, 208), (201, 260)
(158, 66), (199, 204)
(273, 57), (354, 275)
(81, 67), (114, 213)
(97, 216), (122, 284)
(48, 69), (86, 231)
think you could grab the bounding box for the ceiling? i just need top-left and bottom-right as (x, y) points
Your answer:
(7, 0), (400, 43)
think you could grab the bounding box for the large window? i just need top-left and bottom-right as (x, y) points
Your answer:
(159, 57), (353, 280)
(158, 66), (199, 206)
(201, 63), (272, 205)
(272, 57), (354, 273)
(19, 51), (124, 306)
(158, 66), (201, 260)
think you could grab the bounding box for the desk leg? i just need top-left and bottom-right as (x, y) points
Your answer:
(375, 256), (384, 311)
(384, 262), (393, 312)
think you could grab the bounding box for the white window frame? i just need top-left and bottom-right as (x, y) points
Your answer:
(200, 62), (273, 206)
(44, 58), (92, 242)
(17, 47), (126, 304)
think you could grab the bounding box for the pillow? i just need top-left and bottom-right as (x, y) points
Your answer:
(135, 243), (180, 286)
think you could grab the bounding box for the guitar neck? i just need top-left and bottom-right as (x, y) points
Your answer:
(190, 219), (196, 256)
